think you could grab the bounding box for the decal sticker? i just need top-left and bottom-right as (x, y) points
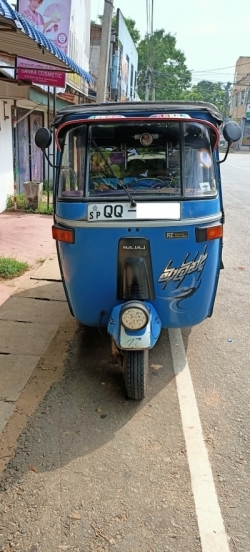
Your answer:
(199, 182), (211, 193)
(88, 115), (126, 119)
(150, 114), (191, 119)
(199, 148), (212, 168)
(167, 276), (202, 311)
(158, 246), (208, 311)
(140, 133), (153, 146)
(159, 247), (208, 289)
(165, 231), (188, 239)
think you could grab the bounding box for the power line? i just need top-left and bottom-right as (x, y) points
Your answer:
(190, 60), (250, 73)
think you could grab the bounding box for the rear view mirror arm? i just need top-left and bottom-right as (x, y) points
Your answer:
(43, 149), (59, 169)
(218, 142), (231, 164)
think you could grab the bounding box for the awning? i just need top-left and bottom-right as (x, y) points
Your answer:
(0, 0), (93, 84)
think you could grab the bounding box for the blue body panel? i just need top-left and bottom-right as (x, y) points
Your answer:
(55, 107), (223, 330)
(57, 195), (221, 221)
(57, 219), (222, 328)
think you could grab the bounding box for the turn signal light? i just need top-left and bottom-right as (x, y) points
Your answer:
(52, 225), (75, 243)
(196, 224), (223, 243)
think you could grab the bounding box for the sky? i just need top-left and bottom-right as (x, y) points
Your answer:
(91, 0), (250, 85)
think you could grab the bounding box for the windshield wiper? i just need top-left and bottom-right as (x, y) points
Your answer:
(91, 138), (136, 207)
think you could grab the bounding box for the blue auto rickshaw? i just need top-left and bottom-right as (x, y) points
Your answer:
(35, 101), (241, 400)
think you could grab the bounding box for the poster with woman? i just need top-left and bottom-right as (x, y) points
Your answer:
(17, 0), (72, 86)
(242, 121), (250, 146)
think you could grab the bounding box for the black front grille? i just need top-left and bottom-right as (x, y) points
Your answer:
(126, 285), (145, 299)
(117, 238), (155, 300)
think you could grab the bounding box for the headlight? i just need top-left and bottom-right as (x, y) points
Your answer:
(121, 305), (149, 331)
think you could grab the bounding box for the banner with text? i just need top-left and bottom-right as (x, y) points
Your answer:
(16, 0), (72, 87)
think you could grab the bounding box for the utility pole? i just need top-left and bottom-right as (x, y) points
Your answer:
(96, 0), (114, 103)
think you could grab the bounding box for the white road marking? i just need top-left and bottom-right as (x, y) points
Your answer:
(168, 328), (230, 552)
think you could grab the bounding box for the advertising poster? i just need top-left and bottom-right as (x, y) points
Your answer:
(120, 54), (129, 102)
(66, 0), (91, 95)
(242, 120), (250, 146)
(16, 0), (72, 87)
(116, 10), (138, 102)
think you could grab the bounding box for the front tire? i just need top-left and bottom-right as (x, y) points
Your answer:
(123, 350), (149, 400)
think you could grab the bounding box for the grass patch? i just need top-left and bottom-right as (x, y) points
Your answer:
(35, 204), (53, 215)
(0, 257), (29, 279)
(7, 194), (26, 210)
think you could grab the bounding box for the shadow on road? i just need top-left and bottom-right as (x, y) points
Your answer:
(1, 313), (184, 485)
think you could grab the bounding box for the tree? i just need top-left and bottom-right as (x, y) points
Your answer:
(137, 30), (192, 101)
(182, 80), (231, 115)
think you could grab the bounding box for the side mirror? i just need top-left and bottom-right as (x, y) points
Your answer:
(223, 121), (242, 145)
(35, 127), (58, 169)
(35, 127), (52, 150)
(218, 121), (242, 164)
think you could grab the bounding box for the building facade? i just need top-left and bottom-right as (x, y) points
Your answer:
(229, 57), (250, 149)
(0, 0), (92, 213)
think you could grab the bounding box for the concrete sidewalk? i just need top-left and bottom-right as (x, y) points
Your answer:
(0, 212), (72, 437)
(0, 212), (56, 307)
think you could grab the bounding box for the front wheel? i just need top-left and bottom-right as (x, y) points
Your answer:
(123, 350), (149, 400)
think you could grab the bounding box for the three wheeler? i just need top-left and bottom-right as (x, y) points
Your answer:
(35, 101), (241, 400)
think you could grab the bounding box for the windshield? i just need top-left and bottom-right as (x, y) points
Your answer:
(58, 121), (217, 199)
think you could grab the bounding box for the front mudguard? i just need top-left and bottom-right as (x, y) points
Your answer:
(108, 302), (162, 350)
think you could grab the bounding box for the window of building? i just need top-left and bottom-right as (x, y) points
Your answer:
(126, 55), (130, 98)
(134, 71), (137, 98)
(240, 89), (246, 105)
(130, 64), (134, 100)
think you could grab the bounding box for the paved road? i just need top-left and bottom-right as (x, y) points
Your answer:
(0, 154), (249, 552)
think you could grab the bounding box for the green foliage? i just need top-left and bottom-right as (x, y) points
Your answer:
(97, 12), (230, 106)
(182, 80), (231, 115)
(137, 30), (192, 101)
(35, 204), (53, 215)
(0, 257), (29, 279)
(43, 179), (53, 192)
(6, 193), (53, 214)
(180, 90), (204, 102)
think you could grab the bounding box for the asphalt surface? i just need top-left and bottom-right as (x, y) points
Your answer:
(183, 153), (250, 552)
(0, 153), (249, 552)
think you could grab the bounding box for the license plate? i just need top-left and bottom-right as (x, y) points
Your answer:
(87, 202), (180, 221)
(88, 203), (136, 221)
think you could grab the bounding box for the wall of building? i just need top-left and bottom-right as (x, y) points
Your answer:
(0, 101), (14, 213)
(90, 45), (101, 79)
(229, 57), (250, 149)
(89, 23), (102, 79)
(112, 10), (138, 102)
(0, 80), (75, 213)
(230, 57), (250, 120)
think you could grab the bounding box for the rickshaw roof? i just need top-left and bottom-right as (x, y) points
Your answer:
(54, 101), (223, 128)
